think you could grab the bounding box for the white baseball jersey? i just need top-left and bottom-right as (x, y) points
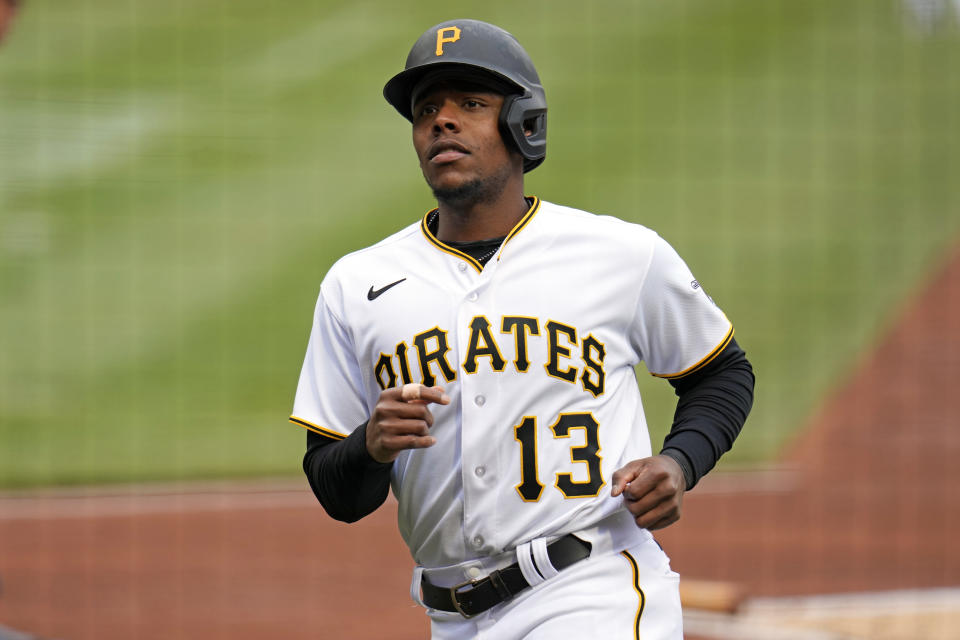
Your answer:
(291, 198), (732, 569)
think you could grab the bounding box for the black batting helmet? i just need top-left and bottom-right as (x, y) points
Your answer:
(383, 19), (547, 173)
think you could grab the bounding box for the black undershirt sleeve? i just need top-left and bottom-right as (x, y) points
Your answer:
(658, 337), (755, 490)
(302, 424), (393, 523)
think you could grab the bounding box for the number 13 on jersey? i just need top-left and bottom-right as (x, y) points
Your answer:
(513, 412), (605, 502)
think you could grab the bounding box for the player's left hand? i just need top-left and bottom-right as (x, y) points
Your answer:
(610, 455), (686, 531)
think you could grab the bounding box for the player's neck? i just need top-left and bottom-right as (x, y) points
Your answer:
(435, 183), (528, 243)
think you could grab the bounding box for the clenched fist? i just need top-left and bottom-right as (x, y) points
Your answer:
(366, 384), (450, 463)
(611, 455), (686, 531)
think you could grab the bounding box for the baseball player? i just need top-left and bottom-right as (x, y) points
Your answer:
(291, 19), (754, 639)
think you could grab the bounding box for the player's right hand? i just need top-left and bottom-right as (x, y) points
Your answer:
(366, 384), (450, 463)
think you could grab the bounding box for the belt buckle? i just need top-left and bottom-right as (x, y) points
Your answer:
(449, 578), (481, 619)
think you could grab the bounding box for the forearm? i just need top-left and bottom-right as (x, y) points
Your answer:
(302, 424), (393, 523)
(660, 338), (756, 489)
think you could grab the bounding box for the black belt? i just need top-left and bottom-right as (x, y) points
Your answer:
(420, 534), (592, 618)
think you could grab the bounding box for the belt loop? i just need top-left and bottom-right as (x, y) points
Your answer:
(516, 540), (546, 587)
(531, 538), (560, 580)
(410, 566), (426, 607)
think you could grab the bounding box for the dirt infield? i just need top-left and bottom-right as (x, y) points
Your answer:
(0, 246), (957, 639)
(0, 484), (425, 639)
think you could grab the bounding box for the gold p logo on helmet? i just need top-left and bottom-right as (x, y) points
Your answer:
(435, 26), (461, 56)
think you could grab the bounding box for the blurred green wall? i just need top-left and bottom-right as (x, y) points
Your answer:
(1, 0), (958, 486)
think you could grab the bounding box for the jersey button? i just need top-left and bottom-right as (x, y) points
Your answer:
(467, 291), (478, 302)
(474, 466), (486, 477)
(458, 262), (468, 272)
(467, 566), (483, 579)
(472, 535), (484, 548)
(474, 395), (486, 407)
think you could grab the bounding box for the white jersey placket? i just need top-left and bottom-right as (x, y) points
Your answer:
(455, 250), (504, 556)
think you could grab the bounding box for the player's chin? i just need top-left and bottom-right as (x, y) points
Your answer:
(425, 171), (479, 200)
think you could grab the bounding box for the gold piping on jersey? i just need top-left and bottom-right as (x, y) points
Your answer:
(419, 197), (542, 272)
(620, 550), (646, 639)
(498, 196), (541, 259)
(289, 416), (346, 440)
(652, 325), (734, 380)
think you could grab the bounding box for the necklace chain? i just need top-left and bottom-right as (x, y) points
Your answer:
(476, 245), (499, 264)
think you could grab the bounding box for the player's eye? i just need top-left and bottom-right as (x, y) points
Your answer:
(415, 104), (438, 119)
(463, 99), (482, 109)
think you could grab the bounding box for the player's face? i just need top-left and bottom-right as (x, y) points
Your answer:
(411, 87), (518, 202)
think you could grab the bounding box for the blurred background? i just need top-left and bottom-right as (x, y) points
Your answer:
(1, 1), (958, 638)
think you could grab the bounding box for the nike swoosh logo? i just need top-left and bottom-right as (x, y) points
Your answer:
(367, 278), (407, 301)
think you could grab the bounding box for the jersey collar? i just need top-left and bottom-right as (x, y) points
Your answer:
(420, 197), (541, 273)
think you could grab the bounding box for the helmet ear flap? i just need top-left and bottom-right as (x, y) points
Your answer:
(499, 94), (547, 173)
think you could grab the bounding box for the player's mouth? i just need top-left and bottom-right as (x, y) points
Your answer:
(428, 139), (470, 164)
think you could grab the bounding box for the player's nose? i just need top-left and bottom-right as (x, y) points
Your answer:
(432, 100), (461, 133)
